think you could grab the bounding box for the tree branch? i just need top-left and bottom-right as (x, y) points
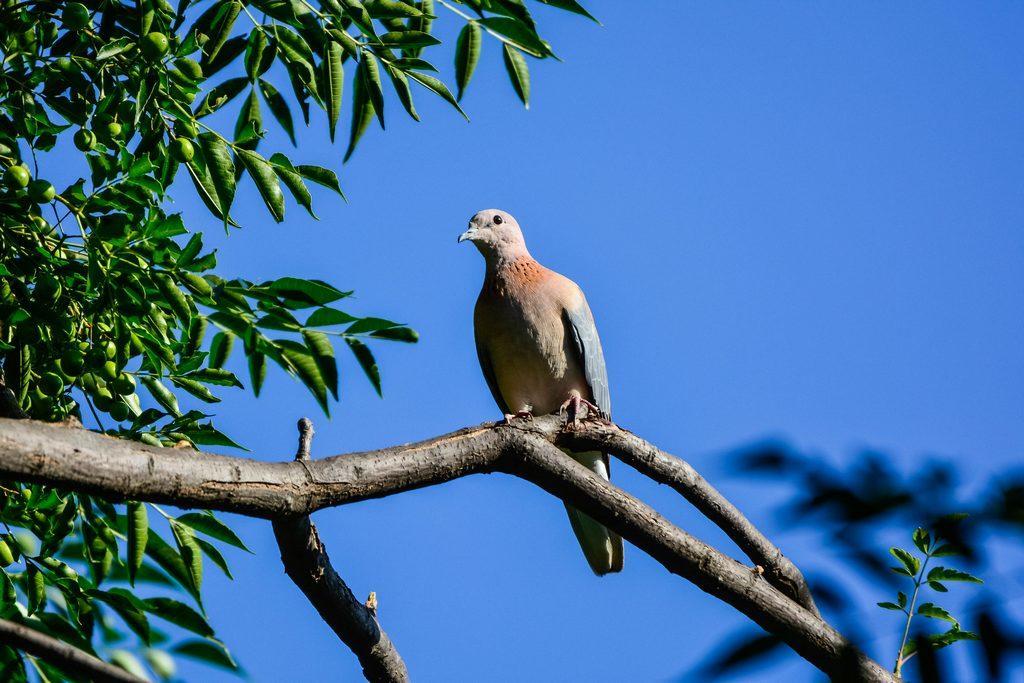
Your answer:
(0, 417), (891, 682)
(544, 420), (820, 616)
(0, 618), (146, 683)
(272, 419), (408, 683)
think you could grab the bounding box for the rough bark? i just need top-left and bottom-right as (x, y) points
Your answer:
(0, 416), (893, 682)
(0, 618), (146, 683)
(272, 419), (408, 683)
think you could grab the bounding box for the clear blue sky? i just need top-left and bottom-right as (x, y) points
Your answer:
(50, 2), (1024, 680)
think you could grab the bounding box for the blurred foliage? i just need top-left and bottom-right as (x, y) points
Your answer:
(691, 444), (1024, 682)
(0, 0), (589, 678)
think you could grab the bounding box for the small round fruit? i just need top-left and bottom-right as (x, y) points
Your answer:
(112, 373), (135, 395)
(39, 372), (64, 396)
(0, 540), (14, 567)
(174, 119), (198, 138)
(27, 179), (55, 203)
(34, 273), (62, 303)
(104, 121), (122, 139)
(100, 360), (118, 381)
(4, 165), (30, 189)
(170, 138), (194, 162)
(61, 348), (85, 376)
(92, 387), (113, 411)
(108, 401), (129, 422)
(73, 128), (96, 152)
(140, 32), (169, 60)
(100, 340), (117, 360)
(30, 214), (53, 234)
(61, 2), (91, 29)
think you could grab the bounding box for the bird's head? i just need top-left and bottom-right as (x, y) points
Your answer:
(458, 209), (528, 260)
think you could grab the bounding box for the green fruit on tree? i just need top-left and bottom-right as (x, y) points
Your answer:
(34, 273), (62, 303)
(4, 165), (30, 189)
(100, 360), (118, 382)
(0, 540), (14, 567)
(112, 373), (135, 395)
(104, 121), (123, 139)
(61, 2), (90, 29)
(73, 128), (96, 151)
(30, 214), (53, 234)
(141, 32), (169, 60)
(93, 387), (113, 412)
(27, 179), (55, 203)
(61, 348), (85, 376)
(39, 372), (64, 396)
(108, 401), (130, 422)
(171, 138), (194, 162)
(101, 340), (117, 360)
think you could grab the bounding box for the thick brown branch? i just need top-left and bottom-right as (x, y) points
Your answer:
(0, 618), (146, 683)
(272, 419), (408, 683)
(545, 420), (820, 616)
(0, 417), (891, 682)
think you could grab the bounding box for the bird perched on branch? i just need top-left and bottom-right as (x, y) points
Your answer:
(459, 209), (623, 575)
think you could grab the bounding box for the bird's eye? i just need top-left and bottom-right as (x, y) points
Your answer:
(493, 215), (503, 225)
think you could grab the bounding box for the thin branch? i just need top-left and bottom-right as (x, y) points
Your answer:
(0, 417), (892, 682)
(543, 420), (820, 616)
(0, 618), (146, 683)
(272, 418), (408, 683)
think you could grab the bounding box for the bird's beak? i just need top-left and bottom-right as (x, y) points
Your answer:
(457, 227), (477, 244)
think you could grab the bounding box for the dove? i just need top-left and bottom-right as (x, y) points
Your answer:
(459, 209), (623, 575)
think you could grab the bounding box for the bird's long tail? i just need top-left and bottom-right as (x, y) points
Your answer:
(563, 450), (624, 575)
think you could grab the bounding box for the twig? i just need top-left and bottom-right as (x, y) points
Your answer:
(0, 618), (146, 683)
(271, 418), (409, 683)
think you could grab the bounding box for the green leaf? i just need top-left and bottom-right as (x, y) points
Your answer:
(302, 330), (339, 400)
(889, 547), (920, 576)
(237, 148), (286, 222)
(345, 63), (375, 161)
(170, 521), (203, 595)
(536, 0), (596, 22)
(346, 337), (381, 396)
(927, 567), (983, 584)
(279, 340), (329, 413)
(204, 0), (243, 66)
(918, 602), (958, 625)
(127, 501), (148, 587)
(912, 527), (931, 554)
(198, 132), (237, 220)
(455, 22), (482, 101)
(170, 376), (221, 403)
(479, 16), (551, 57)
(369, 326), (419, 343)
(877, 601), (902, 611)
(258, 78), (296, 145)
(173, 639), (238, 670)
(324, 40), (344, 141)
(929, 581), (948, 592)
(196, 537), (233, 579)
(346, 316), (402, 333)
(385, 64), (419, 121)
(141, 377), (181, 417)
(188, 368), (243, 387)
(97, 37), (135, 60)
(295, 165), (344, 197)
(267, 153), (315, 217)
(175, 512), (250, 552)
(245, 29), (276, 80)
(502, 44), (530, 108)
(931, 543), (962, 557)
(360, 51), (386, 129)
(406, 70), (468, 120)
(248, 350), (267, 397)
(145, 598), (214, 637)
(306, 307), (357, 327)
(379, 30), (440, 48)
(234, 88), (262, 143)
(142, 533), (202, 605)
(269, 277), (349, 306)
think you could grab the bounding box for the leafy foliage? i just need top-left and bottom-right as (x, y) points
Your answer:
(878, 521), (982, 677)
(0, 0), (589, 678)
(692, 446), (1024, 682)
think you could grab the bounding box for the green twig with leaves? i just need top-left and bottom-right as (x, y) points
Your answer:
(877, 517), (983, 678)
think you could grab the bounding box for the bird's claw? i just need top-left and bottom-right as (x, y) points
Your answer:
(559, 394), (602, 431)
(502, 410), (534, 424)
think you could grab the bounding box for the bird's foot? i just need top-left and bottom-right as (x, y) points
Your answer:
(502, 410), (534, 424)
(559, 394), (602, 431)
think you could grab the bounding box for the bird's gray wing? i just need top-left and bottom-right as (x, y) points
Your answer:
(474, 335), (511, 416)
(563, 299), (611, 419)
